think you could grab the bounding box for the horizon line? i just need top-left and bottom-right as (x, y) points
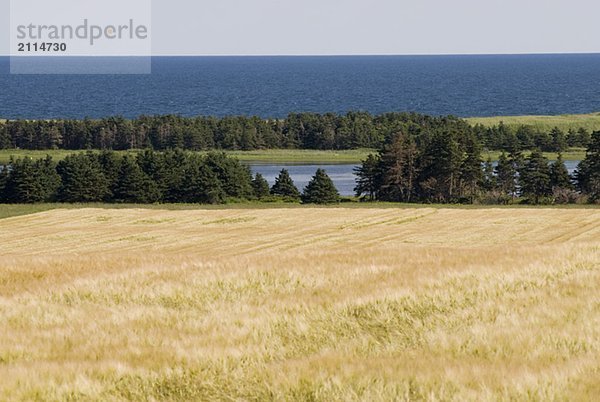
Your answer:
(2, 51), (600, 58)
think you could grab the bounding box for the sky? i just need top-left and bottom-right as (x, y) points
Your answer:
(2, 0), (600, 56)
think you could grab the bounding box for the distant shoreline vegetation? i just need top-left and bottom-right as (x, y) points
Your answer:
(0, 112), (594, 153)
(0, 112), (599, 205)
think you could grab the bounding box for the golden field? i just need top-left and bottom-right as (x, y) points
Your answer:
(0, 207), (599, 401)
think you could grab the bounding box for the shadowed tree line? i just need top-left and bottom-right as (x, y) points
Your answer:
(0, 151), (340, 205)
(0, 113), (592, 152)
(355, 131), (600, 205)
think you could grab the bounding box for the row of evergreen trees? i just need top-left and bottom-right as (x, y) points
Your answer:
(355, 131), (600, 204)
(0, 113), (591, 152)
(0, 151), (340, 204)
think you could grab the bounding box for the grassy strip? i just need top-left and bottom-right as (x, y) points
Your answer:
(0, 149), (374, 165)
(467, 112), (600, 132)
(0, 147), (587, 165)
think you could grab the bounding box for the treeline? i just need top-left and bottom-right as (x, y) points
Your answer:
(0, 151), (340, 204)
(355, 131), (600, 205)
(0, 113), (592, 152)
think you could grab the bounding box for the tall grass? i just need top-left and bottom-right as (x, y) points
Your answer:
(0, 208), (599, 400)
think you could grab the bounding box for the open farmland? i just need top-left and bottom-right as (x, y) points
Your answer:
(0, 207), (599, 401)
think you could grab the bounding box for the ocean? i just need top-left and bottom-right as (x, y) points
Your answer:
(1, 54), (600, 119)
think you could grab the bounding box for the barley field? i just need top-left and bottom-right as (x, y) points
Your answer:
(0, 207), (599, 401)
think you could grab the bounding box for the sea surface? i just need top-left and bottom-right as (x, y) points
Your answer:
(1, 54), (600, 119)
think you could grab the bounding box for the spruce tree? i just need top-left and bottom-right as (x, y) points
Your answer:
(354, 154), (380, 201)
(57, 153), (109, 202)
(0, 164), (8, 203)
(271, 169), (300, 200)
(576, 131), (600, 201)
(495, 152), (516, 198)
(114, 155), (160, 203)
(252, 173), (271, 199)
(182, 159), (225, 204)
(301, 169), (340, 204)
(460, 133), (484, 203)
(3, 156), (60, 203)
(520, 150), (552, 204)
(549, 154), (573, 190)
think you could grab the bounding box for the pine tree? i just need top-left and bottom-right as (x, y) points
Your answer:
(301, 169), (340, 204)
(3, 156), (60, 203)
(417, 131), (462, 203)
(252, 173), (271, 199)
(271, 169), (300, 200)
(460, 133), (484, 203)
(520, 150), (552, 204)
(379, 133), (418, 202)
(354, 154), (380, 201)
(576, 131), (600, 201)
(550, 127), (568, 152)
(549, 154), (573, 190)
(57, 153), (109, 202)
(114, 156), (160, 203)
(0, 164), (9, 202)
(182, 159), (225, 204)
(495, 152), (516, 198)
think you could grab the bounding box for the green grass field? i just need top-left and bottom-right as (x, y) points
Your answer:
(0, 147), (588, 165)
(0, 149), (374, 165)
(467, 112), (600, 132)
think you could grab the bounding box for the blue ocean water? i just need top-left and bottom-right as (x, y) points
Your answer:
(1, 54), (600, 119)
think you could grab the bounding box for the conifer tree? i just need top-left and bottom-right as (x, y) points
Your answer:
(182, 159), (225, 204)
(576, 131), (600, 201)
(354, 154), (380, 201)
(301, 169), (340, 204)
(271, 169), (300, 200)
(57, 153), (109, 202)
(549, 154), (573, 190)
(3, 156), (60, 203)
(460, 132), (484, 203)
(114, 155), (160, 203)
(252, 173), (271, 199)
(495, 152), (516, 198)
(520, 150), (552, 204)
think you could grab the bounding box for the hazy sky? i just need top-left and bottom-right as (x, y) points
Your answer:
(2, 0), (600, 55)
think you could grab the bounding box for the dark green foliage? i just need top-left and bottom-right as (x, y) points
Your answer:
(576, 131), (600, 201)
(252, 173), (271, 199)
(2, 156), (60, 203)
(204, 152), (253, 199)
(56, 153), (109, 202)
(181, 157), (225, 204)
(354, 154), (381, 201)
(520, 150), (552, 204)
(495, 152), (516, 198)
(549, 154), (573, 190)
(378, 133), (418, 202)
(271, 169), (300, 200)
(114, 156), (161, 203)
(0, 112), (588, 153)
(417, 131), (463, 203)
(550, 127), (568, 153)
(459, 132), (484, 202)
(301, 169), (340, 204)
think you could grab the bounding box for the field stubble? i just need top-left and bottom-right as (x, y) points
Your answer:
(0, 207), (599, 401)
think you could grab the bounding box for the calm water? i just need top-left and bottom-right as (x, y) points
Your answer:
(2, 54), (600, 119)
(250, 161), (582, 197)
